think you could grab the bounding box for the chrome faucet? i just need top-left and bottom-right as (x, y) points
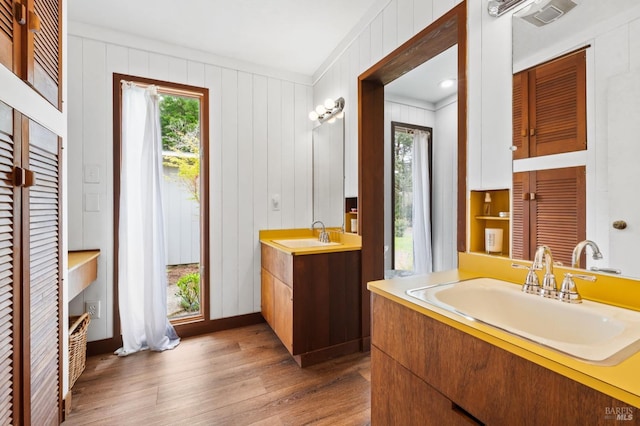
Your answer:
(533, 245), (557, 298)
(511, 263), (541, 295)
(571, 240), (603, 268)
(558, 273), (597, 304)
(311, 220), (330, 243)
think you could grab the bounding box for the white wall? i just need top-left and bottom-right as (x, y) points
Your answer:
(67, 0), (525, 341)
(314, 0), (515, 269)
(67, 28), (314, 341)
(313, 0), (466, 198)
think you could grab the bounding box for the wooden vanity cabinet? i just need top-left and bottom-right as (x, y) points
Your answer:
(0, 0), (63, 109)
(371, 294), (635, 425)
(261, 243), (362, 366)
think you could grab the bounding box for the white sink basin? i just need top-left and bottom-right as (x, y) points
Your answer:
(407, 277), (640, 364)
(272, 238), (341, 249)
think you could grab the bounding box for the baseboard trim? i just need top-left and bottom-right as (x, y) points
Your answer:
(87, 313), (265, 356)
(63, 391), (72, 420)
(293, 339), (363, 367)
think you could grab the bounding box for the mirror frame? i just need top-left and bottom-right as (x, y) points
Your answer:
(358, 1), (467, 347)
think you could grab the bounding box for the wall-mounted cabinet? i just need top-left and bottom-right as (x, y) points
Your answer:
(469, 189), (510, 256)
(0, 0), (62, 109)
(512, 49), (586, 160)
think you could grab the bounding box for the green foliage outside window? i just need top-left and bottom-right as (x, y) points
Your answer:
(175, 272), (200, 312)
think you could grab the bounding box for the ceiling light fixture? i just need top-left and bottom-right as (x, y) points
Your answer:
(308, 97), (345, 123)
(487, 0), (528, 17)
(439, 78), (456, 89)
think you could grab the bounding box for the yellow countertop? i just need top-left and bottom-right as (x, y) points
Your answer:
(259, 228), (361, 255)
(367, 252), (640, 408)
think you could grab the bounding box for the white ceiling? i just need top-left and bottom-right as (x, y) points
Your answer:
(385, 45), (458, 105)
(68, 0), (456, 104)
(68, 0), (381, 76)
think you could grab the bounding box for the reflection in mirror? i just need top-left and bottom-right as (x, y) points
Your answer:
(312, 116), (344, 228)
(512, 0), (640, 277)
(383, 45), (458, 277)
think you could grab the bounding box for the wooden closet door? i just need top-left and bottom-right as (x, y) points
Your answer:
(529, 49), (586, 157)
(0, 102), (21, 425)
(24, 118), (61, 425)
(0, 0), (19, 73)
(512, 71), (529, 160)
(29, 0), (62, 108)
(531, 166), (586, 267)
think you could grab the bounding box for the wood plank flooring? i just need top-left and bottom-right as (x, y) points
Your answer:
(64, 323), (371, 425)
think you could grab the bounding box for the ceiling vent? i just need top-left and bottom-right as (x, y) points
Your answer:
(515, 0), (578, 26)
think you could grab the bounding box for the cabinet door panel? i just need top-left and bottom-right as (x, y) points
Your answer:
(26, 119), (60, 425)
(260, 268), (275, 328)
(0, 101), (19, 425)
(532, 166), (585, 266)
(530, 50), (586, 157)
(0, 0), (15, 71)
(512, 71), (528, 160)
(513, 49), (586, 159)
(32, 0), (61, 108)
(372, 347), (477, 426)
(512, 167), (585, 265)
(511, 172), (529, 260)
(273, 279), (292, 354)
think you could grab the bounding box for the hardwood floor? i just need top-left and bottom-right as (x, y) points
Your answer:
(64, 323), (371, 425)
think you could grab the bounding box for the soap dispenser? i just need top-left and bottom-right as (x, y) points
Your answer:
(483, 192), (492, 216)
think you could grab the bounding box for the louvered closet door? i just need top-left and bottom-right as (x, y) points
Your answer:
(511, 172), (528, 260)
(529, 49), (586, 157)
(0, 0), (16, 71)
(0, 102), (20, 425)
(25, 119), (60, 425)
(512, 71), (528, 160)
(531, 167), (585, 267)
(31, 0), (61, 108)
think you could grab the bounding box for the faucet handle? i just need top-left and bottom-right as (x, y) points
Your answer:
(558, 273), (596, 304)
(511, 263), (541, 295)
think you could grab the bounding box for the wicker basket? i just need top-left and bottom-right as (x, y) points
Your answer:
(69, 313), (90, 389)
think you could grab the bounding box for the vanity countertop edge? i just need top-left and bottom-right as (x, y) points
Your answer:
(259, 228), (362, 255)
(368, 253), (640, 408)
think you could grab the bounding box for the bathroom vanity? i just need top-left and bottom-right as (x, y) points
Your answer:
(369, 253), (640, 424)
(260, 229), (363, 366)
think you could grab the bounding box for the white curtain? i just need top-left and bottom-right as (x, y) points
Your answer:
(116, 82), (180, 356)
(412, 130), (433, 274)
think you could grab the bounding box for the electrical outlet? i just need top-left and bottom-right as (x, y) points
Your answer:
(85, 300), (101, 319)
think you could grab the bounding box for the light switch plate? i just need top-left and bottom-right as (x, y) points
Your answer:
(84, 165), (100, 184)
(85, 194), (100, 212)
(271, 194), (281, 211)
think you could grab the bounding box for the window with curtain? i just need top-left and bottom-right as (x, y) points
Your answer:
(392, 122), (433, 274)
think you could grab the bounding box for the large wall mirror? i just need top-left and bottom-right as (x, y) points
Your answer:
(512, 0), (640, 277)
(383, 45), (459, 276)
(312, 117), (345, 228)
(358, 2), (467, 344)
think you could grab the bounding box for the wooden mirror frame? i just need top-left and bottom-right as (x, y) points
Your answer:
(358, 2), (467, 347)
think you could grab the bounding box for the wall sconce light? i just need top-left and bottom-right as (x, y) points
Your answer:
(487, 0), (528, 17)
(309, 97), (345, 124)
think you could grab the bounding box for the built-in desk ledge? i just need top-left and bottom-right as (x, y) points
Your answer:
(68, 250), (100, 301)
